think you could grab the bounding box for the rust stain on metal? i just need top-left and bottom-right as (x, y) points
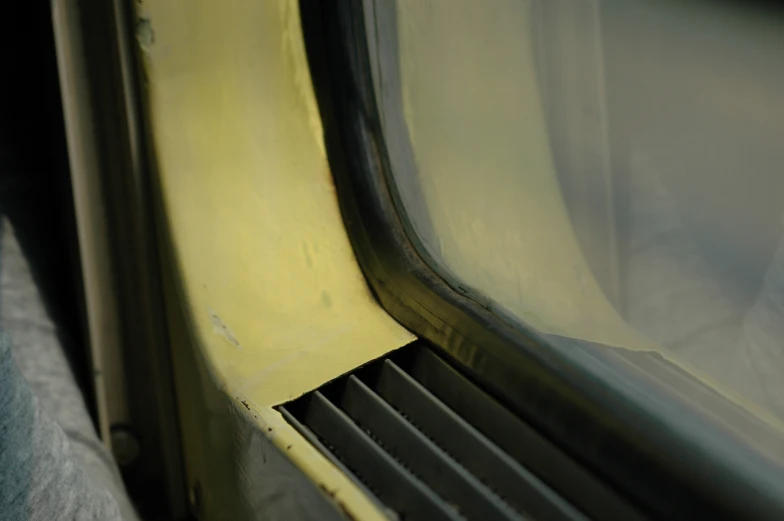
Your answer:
(320, 484), (359, 521)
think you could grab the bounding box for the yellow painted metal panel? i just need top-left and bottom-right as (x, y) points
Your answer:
(134, 0), (413, 518)
(137, 0), (412, 408)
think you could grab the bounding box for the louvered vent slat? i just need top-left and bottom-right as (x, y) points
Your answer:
(280, 343), (643, 521)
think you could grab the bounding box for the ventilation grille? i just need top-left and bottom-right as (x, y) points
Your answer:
(280, 344), (638, 521)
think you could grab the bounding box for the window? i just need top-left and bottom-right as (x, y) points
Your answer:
(303, 0), (784, 518)
(370, 0), (784, 424)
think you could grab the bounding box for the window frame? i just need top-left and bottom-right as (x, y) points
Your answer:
(299, 1), (784, 519)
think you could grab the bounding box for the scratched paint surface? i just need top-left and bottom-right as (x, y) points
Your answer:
(135, 0), (413, 518)
(136, 0), (412, 406)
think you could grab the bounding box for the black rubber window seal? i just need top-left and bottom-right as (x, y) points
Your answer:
(298, 1), (784, 520)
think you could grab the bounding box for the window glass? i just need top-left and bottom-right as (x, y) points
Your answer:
(366, 0), (784, 424)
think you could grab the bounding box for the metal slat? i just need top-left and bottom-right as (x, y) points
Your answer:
(300, 391), (462, 521)
(408, 349), (645, 521)
(279, 406), (387, 512)
(376, 360), (588, 521)
(340, 376), (524, 521)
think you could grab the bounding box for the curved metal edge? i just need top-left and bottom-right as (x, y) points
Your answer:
(299, 1), (784, 520)
(153, 167), (388, 521)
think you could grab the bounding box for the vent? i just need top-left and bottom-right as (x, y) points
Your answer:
(280, 344), (640, 521)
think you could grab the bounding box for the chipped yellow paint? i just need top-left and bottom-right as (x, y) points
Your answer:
(138, 0), (413, 413)
(255, 407), (383, 516)
(135, 0), (412, 518)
